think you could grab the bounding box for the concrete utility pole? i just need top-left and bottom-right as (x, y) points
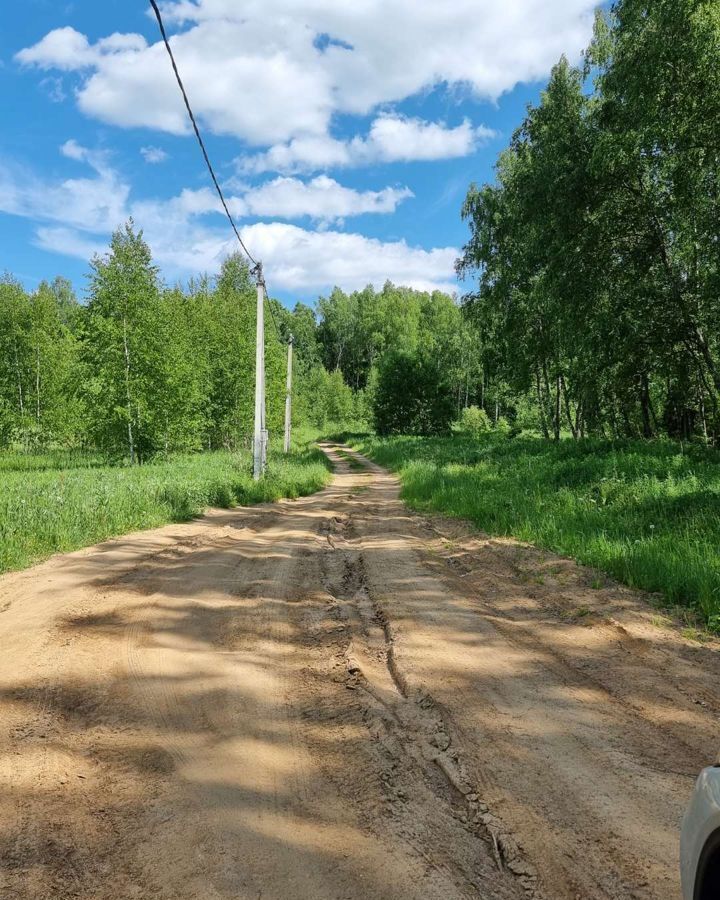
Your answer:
(283, 335), (294, 454)
(252, 262), (267, 480)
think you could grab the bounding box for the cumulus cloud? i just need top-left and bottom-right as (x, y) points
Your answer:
(364, 116), (496, 162)
(237, 222), (457, 294)
(16, 26), (97, 70)
(16, 1), (597, 148)
(141, 146), (169, 163)
(0, 147), (447, 292)
(35, 219), (457, 295)
(243, 176), (413, 220)
(132, 176), (412, 224)
(35, 226), (107, 262)
(242, 115), (496, 174)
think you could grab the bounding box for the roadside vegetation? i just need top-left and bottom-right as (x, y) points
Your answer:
(0, 444), (330, 574)
(354, 433), (720, 629)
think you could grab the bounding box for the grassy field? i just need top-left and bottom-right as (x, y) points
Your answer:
(0, 445), (331, 574)
(352, 434), (720, 628)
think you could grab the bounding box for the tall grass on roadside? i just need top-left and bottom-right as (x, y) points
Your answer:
(354, 434), (720, 627)
(0, 447), (331, 574)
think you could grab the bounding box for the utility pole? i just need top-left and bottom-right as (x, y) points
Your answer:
(252, 262), (267, 480)
(284, 335), (294, 454)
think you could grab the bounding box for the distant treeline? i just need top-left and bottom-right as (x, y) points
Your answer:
(0, 222), (481, 457)
(458, 0), (720, 443)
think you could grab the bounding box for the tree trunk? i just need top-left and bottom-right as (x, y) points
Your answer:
(123, 316), (135, 465)
(645, 189), (720, 395)
(609, 395), (619, 439)
(35, 344), (41, 424)
(560, 374), (578, 439)
(575, 399), (585, 440)
(693, 325), (720, 396)
(700, 392), (708, 443)
(13, 340), (24, 419)
(640, 373), (653, 438)
(621, 405), (634, 438)
(535, 367), (550, 440)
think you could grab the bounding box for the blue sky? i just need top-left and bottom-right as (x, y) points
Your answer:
(1, 0), (600, 306)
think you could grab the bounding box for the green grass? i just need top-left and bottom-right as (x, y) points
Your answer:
(0, 446), (331, 574)
(352, 433), (720, 627)
(335, 449), (368, 471)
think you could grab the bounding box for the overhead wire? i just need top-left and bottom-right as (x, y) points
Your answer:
(149, 0), (257, 268)
(149, 0), (292, 348)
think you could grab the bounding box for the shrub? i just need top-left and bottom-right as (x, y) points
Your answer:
(456, 405), (493, 436)
(372, 350), (456, 436)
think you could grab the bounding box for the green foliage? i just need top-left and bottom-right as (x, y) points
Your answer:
(495, 416), (511, 436)
(84, 221), (163, 460)
(373, 350), (456, 436)
(296, 366), (367, 432)
(0, 224), (297, 458)
(456, 405), (493, 436)
(316, 281), (482, 403)
(356, 434), (720, 624)
(0, 274), (84, 449)
(0, 446), (331, 574)
(458, 1), (720, 443)
(4, 0), (719, 469)
(2, 223), (481, 457)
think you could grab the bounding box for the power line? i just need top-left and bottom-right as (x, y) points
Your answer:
(149, 0), (258, 269)
(149, 0), (290, 351)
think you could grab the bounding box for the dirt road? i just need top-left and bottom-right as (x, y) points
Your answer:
(1, 445), (718, 899)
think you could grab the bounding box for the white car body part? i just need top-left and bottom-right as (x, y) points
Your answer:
(681, 766), (720, 900)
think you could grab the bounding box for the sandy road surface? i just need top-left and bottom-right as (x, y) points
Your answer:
(0, 445), (718, 899)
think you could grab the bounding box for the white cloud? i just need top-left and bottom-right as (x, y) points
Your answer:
(17, 22), (330, 144)
(242, 115), (496, 174)
(16, 2), (597, 148)
(141, 146), (169, 163)
(0, 146), (129, 234)
(60, 138), (88, 161)
(0, 147), (445, 292)
(35, 226), (107, 262)
(35, 218), (457, 295)
(16, 26), (96, 70)
(39, 76), (66, 102)
(1, 143), (408, 229)
(361, 116), (496, 163)
(243, 176), (413, 221)
(244, 135), (350, 175)
(239, 222), (457, 293)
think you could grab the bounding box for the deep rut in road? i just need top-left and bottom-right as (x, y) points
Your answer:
(1, 443), (719, 899)
(316, 505), (540, 896)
